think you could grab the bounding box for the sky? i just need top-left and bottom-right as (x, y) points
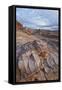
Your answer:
(16, 8), (58, 30)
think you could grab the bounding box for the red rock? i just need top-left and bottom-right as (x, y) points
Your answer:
(16, 21), (23, 30)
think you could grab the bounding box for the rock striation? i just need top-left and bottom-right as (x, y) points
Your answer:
(16, 39), (58, 82)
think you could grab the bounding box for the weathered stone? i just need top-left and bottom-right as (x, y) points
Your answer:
(16, 32), (59, 82)
(45, 70), (58, 80)
(42, 60), (50, 73)
(51, 52), (58, 65)
(18, 58), (26, 79)
(28, 55), (36, 73)
(47, 54), (55, 68)
(16, 21), (23, 30)
(16, 67), (21, 82)
(31, 50), (40, 67)
(37, 70), (46, 80)
(22, 53), (31, 74)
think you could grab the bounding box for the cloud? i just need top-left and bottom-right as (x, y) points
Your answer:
(16, 8), (58, 29)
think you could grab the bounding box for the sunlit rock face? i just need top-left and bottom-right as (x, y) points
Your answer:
(16, 21), (23, 30)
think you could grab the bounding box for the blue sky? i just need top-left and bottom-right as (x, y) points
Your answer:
(16, 8), (58, 30)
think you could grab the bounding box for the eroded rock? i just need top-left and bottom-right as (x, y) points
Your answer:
(16, 40), (59, 82)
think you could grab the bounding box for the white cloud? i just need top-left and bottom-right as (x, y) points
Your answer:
(16, 8), (58, 29)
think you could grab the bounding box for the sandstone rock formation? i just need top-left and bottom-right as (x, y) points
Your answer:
(16, 22), (59, 82)
(16, 21), (23, 30)
(16, 39), (58, 82)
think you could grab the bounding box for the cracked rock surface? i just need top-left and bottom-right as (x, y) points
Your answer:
(16, 30), (59, 82)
